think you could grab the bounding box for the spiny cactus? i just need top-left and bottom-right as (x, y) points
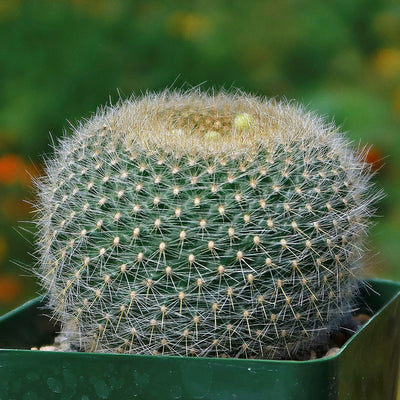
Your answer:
(34, 90), (379, 359)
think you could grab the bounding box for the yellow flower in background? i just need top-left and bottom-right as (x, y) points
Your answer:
(373, 48), (400, 78)
(373, 12), (400, 43)
(0, 0), (21, 21)
(167, 11), (210, 40)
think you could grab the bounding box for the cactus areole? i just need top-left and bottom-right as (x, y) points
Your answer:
(35, 91), (379, 359)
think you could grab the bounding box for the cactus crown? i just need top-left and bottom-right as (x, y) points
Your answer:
(34, 90), (379, 359)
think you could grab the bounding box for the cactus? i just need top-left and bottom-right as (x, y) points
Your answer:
(34, 90), (379, 359)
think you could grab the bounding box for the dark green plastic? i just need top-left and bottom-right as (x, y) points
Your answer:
(0, 278), (399, 400)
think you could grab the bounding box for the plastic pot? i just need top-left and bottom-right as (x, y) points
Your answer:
(0, 278), (399, 400)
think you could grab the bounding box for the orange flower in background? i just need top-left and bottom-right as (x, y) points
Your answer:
(0, 275), (20, 303)
(0, 154), (41, 186)
(0, 154), (28, 185)
(362, 145), (383, 171)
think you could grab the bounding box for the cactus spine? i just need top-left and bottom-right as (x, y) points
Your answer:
(34, 91), (378, 358)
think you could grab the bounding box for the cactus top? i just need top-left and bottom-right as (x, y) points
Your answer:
(60, 91), (346, 159)
(35, 91), (378, 359)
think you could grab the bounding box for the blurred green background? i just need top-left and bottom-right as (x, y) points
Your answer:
(0, 0), (399, 314)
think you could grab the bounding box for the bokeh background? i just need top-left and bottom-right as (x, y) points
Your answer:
(0, 0), (399, 315)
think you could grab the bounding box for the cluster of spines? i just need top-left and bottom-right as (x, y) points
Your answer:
(34, 92), (377, 358)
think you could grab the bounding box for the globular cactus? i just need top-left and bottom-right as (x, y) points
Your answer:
(34, 91), (379, 359)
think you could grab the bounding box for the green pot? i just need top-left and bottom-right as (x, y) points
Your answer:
(0, 278), (399, 400)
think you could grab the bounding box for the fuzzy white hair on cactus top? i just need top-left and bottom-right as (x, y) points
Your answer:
(34, 89), (380, 359)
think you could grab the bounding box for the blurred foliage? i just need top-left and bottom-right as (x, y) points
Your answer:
(0, 0), (399, 314)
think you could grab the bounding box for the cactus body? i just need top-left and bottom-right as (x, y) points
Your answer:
(35, 91), (378, 358)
